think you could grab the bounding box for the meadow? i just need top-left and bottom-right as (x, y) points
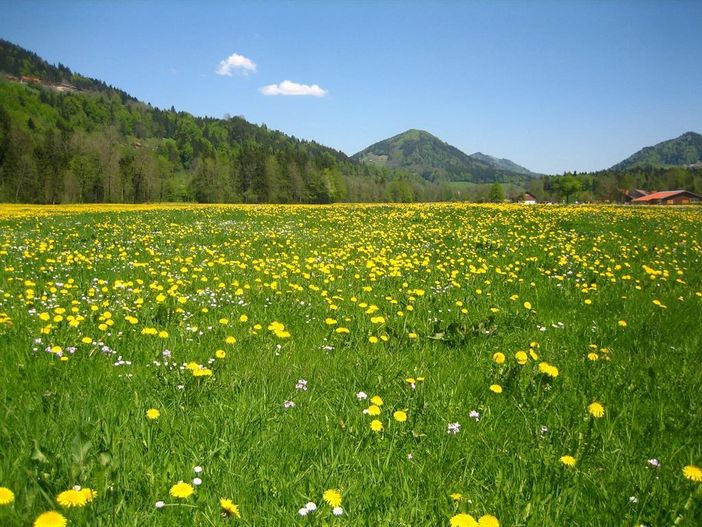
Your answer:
(0, 203), (701, 527)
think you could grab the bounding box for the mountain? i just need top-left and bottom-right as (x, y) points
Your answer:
(469, 152), (537, 176)
(0, 39), (427, 204)
(352, 129), (535, 184)
(611, 132), (702, 170)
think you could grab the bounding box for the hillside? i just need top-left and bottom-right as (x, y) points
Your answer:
(611, 131), (702, 170)
(352, 129), (534, 184)
(0, 39), (428, 204)
(469, 152), (538, 176)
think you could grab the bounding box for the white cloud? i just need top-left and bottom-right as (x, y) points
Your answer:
(216, 53), (257, 76)
(260, 80), (328, 97)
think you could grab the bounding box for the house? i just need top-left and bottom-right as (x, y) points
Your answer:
(631, 190), (701, 205)
(622, 189), (649, 203)
(519, 192), (537, 204)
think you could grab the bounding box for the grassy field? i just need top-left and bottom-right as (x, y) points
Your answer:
(0, 203), (701, 527)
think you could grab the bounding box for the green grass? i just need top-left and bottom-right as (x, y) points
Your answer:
(0, 203), (701, 526)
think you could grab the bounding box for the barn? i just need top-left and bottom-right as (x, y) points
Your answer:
(631, 190), (701, 205)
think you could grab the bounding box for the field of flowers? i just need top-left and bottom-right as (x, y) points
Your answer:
(0, 203), (701, 527)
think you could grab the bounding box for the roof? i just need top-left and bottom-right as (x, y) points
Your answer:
(631, 190), (700, 202)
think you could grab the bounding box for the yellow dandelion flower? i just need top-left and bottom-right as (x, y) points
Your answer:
(587, 401), (605, 418)
(367, 404), (381, 416)
(239, 314), (248, 322)
(370, 419), (384, 432)
(492, 352), (505, 364)
(449, 492), (463, 502)
(515, 351), (528, 365)
(192, 367), (213, 377)
(538, 362), (559, 378)
(225, 336), (237, 344)
(146, 408), (160, 420)
(215, 349), (226, 359)
(618, 320), (627, 327)
(560, 455), (577, 467)
(393, 410), (408, 422)
(33, 511), (68, 527)
(56, 489), (88, 508)
(323, 489), (342, 507)
(523, 301), (532, 310)
(489, 384), (503, 394)
(478, 514), (500, 527)
(369, 336), (379, 343)
(370, 395), (383, 406)
(683, 465), (702, 482)
(587, 352), (599, 361)
(220, 498), (241, 518)
(335, 327), (350, 333)
(169, 481), (194, 499)
(0, 487), (15, 505)
(450, 512), (479, 527)
(80, 488), (97, 502)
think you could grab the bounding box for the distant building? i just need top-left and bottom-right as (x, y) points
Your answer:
(518, 192), (537, 204)
(622, 189), (649, 202)
(631, 190), (701, 205)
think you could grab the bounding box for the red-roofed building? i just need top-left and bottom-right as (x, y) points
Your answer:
(631, 190), (701, 205)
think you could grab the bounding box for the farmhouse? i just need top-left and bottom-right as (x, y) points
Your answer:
(631, 190), (701, 205)
(518, 192), (537, 204)
(622, 189), (649, 202)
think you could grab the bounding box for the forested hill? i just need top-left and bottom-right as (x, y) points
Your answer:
(611, 132), (702, 170)
(0, 39), (427, 204)
(352, 129), (535, 184)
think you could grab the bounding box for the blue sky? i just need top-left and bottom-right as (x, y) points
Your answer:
(1, 0), (701, 174)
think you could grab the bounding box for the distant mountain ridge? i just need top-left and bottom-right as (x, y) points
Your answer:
(352, 129), (536, 184)
(469, 152), (537, 176)
(611, 131), (702, 170)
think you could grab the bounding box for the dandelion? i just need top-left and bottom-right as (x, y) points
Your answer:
(146, 408), (160, 420)
(0, 487), (14, 505)
(367, 404), (381, 416)
(169, 481), (194, 499)
(370, 395), (384, 406)
(538, 362), (559, 378)
(450, 492), (463, 502)
(587, 401), (605, 418)
(33, 511), (68, 527)
(515, 351), (528, 365)
(560, 455), (577, 467)
(215, 349), (226, 359)
(683, 465), (702, 482)
(323, 489), (342, 508)
(393, 410), (408, 422)
(489, 384), (502, 394)
(523, 301), (532, 310)
(492, 352), (505, 364)
(450, 512), (478, 527)
(56, 488), (88, 508)
(478, 515), (500, 527)
(370, 419), (384, 432)
(220, 498), (241, 518)
(618, 320), (627, 327)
